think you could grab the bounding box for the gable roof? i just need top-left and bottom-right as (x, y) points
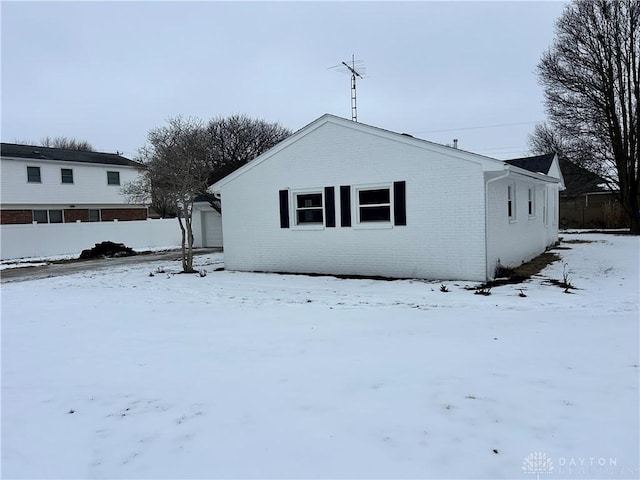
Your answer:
(210, 114), (562, 193)
(558, 157), (608, 196)
(0, 142), (140, 167)
(211, 114), (513, 192)
(505, 153), (556, 175)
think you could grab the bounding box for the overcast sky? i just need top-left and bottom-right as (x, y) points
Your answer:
(1, 1), (567, 160)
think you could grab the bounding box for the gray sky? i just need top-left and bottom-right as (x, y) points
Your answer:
(1, 1), (567, 160)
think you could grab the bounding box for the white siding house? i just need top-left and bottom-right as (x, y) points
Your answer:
(1, 143), (147, 224)
(0, 143), (185, 260)
(211, 114), (563, 282)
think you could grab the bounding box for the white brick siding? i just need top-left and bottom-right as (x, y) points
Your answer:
(219, 121), (488, 281)
(485, 172), (559, 277)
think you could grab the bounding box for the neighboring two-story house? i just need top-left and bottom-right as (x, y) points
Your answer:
(0, 143), (148, 224)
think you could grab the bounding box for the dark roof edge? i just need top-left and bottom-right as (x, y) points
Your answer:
(0, 142), (141, 167)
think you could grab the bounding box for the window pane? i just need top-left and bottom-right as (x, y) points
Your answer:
(296, 193), (322, 208)
(89, 209), (101, 222)
(33, 210), (48, 223)
(360, 206), (391, 222)
(49, 210), (63, 223)
(359, 188), (390, 205)
(107, 171), (120, 185)
(61, 168), (73, 184)
(297, 209), (323, 224)
(27, 166), (41, 183)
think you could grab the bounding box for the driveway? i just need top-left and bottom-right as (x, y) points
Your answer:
(0, 248), (222, 284)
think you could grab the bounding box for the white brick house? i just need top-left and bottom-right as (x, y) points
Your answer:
(211, 114), (563, 281)
(1, 143), (148, 224)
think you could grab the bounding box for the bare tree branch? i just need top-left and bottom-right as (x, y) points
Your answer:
(537, 0), (640, 232)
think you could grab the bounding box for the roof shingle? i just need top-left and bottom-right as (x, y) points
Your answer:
(0, 142), (140, 167)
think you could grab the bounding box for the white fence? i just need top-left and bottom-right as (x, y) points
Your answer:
(1, 218), (183, 260)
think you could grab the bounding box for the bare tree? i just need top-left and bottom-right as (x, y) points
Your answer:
(537, 0), (639, 233)
(128, 116), (211, 273)
(206, 114), (291, 184)
(528, 123), (603, 175)
(40, 136), (94, 151)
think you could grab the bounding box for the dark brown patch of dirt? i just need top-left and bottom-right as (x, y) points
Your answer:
(561, 239), (596, 244)
(473, 251), (562, 289)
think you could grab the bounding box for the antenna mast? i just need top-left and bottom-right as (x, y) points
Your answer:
(330, 55), (365, 122)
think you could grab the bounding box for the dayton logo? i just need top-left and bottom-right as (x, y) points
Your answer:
(522, 451), (554, 479)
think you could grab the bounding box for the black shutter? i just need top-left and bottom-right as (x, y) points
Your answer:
(279, 189), (289, 228)
(325, 187), (335, 227)
(393, 181), (406, 226)
(340, 185), (351, 227)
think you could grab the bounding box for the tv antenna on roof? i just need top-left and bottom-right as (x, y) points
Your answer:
(329, 55), (366, 122)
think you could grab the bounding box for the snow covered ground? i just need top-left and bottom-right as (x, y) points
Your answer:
(1, 233), (638, 479)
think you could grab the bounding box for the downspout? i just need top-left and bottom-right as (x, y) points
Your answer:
(484, 166), (510, 281)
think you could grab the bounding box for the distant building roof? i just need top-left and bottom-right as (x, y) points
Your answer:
(0, 142), (141, 167)
(505, 153), (556, 175)
(506, 152), (609, 196)
(556, 157), (608, 196)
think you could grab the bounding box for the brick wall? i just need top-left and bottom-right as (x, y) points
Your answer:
(64, 209), (89, 223)
(0, 210), (32, 224)
(1, 207), (148, 224)
(100, 208), (148, 221)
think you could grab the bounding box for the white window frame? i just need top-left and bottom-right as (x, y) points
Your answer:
(89, 209), (101, 222)
(32, 209), (64, 224)
(543, 187), (549, 226)
(61, 168), (74, 184)
(291, 189), (324, 229)
(107, 171), (120, 185)
(507, 183), (516, 222)
(528, 186), (536, 218)
(27, 166), (41, 183)
(354, 183), (393, 228)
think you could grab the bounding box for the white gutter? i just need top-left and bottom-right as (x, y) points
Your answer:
(484, 167), (510, 281)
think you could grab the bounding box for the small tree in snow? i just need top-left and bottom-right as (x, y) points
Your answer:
(129, 116), (211, 273)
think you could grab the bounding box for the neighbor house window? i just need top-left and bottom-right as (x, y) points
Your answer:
(49, 209), (63, 223)
(528, 187), (535, 217)
(89, 209), (101, 222)
(61, 168), (74, 184)
(358, 187), (391, 222)
(27, 166), (41, 183)
(295, 192), (323, 224)
(507, 184), (515, 221)
(32, 209), (64, 223)
(107, 171), (120, 185)
(33, 210), (48, 223)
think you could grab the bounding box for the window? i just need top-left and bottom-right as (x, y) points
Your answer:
(295, 192), (323, 224)
(61, 168), (74, 184)
(107, 171), (120, 185)
(27, 166), (41, 183)
(528, 187), (535, 217)
(543, 188), (549, 226)
(358, 187), (391, 222)
(49, 209), (63, 223)
(507, 184), (515, 221)
(32, 209), (64, 223)
(89, 209), (101, 222)
(33, 210), (48, 223)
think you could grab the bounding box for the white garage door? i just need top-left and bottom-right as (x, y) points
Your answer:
(201, 211), (223, 247)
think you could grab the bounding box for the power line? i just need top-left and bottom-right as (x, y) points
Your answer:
(473, 145), (529, 152)
(409, 120), (541, 135)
